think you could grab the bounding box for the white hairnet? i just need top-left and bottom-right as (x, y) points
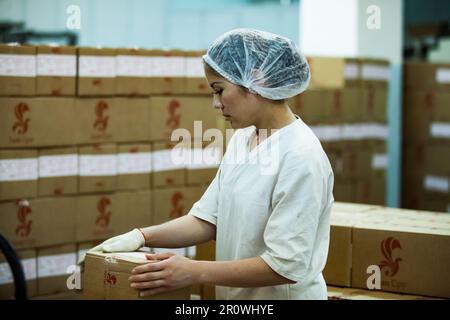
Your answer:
(203, 28), (310, 100)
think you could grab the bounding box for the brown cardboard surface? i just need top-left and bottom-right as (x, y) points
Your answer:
(333, 179), (354, 203)
(0, 249), (37, 299)
(83, 251), (190, 300)
(184, 50), (210, 95)
(152, 187), (188, 226)
(117, 143), (152, 191)
(147, 49), (185, 95)
(75, 190), (151, 242)
(351, 226), (450, 298)
(404, 62), (450, 91)
(78, 144), (117, 193)
(0, 149), (38, 201)
(323, 225), (352, 287)
(0, 44), (36, 96)
(152, 141), (186, 188)
(36, 45), (77, 96)
(361, 87), (387, 123)
(77, 47), (116, 96)
(115, 48), (152, 96)
(0, 98), (77, 147)
(0, 197), (75, 249)
(37, 244), (76, 296)
(38, 147), (78, 197)
(327, 286), (441, 300)
(306, 56), (345, 89)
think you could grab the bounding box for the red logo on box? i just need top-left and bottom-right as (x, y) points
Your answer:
(379, 237), (402, 277)
(169, 191), (184, 220)
(95, 197), (111, 227)
(12, 102), (30, 135)
(93, 100), (109, 132)
(166, 100), (181, 130)
(104, 271), (117, 285)
(15, 200), (32, 237)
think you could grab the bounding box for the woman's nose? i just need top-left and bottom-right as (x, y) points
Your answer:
(213, 95), (223, 110)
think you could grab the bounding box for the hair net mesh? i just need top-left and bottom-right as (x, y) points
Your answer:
(203, 28), (311, 100)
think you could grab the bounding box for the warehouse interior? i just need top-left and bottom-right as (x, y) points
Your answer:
(0, 0), (449, 301)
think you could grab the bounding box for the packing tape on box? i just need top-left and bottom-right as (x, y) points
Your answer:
(430, 122), (450, 139)
(344, 63), (359, 80)
(78, 55), (116, 78)
(371, 153), (388, 169)
(185, 147), (221, 170)
(152, 149), (185, 172)
(116, 55), (153, 77)
(0, 54), (36, 77)
(36, 54), (77, 77)
(311, 123), (388, 142)
(361, 64), (390, 81)
(0, 158), (38, 182)
(185, 57), (205, 78)
(436, 68), (450, 84)
(38, 253), (76, 278)
(38, 154), (78, 178)
(79, 154), (117, 177)
(0, 258), (37, 285)
(149, 57), (185, 77)
(118, 152), (152, 174)
(424, 175), (449, 193)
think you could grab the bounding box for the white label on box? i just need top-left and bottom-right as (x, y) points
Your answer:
(0, 158), (38, 182)
(152, 149), (186, 172)
(185, 57), (205, 77)
(424, 175), (449, 193)
(362, 64), (390, 81)
(78, 56), (116, 77)
(344, 63), (359, 79)
(149, 57), (185, 77)
(38, 253), (76, 278)
(38, 154), (78, 178)
(116, 55), (152, 77)
(366, 123), (389, 140)
(0, 258), (37, 284)
(36, 54), (76, 76)
(152, 247), (187, 257)
(372, 153), (387, 169)
(430, 122), (450, 139)
(118, 152), (152, 174)
(79, 155), (117, 176)
(0, 54), (36, 77)
(310, 125), (342, 142)
(186, 147), (221, 169)
(436, 68), (450, 84)
(186, 246), (197, 259)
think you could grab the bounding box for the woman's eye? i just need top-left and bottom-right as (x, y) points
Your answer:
(213, 89), (223, 95)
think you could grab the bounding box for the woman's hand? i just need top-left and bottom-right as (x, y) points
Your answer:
(129, 252), (198, 297)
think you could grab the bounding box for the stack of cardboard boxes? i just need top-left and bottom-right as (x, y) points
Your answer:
(0, 44), (226, 299)
(323, 202), (450, 299)
(402, 62), (450, 213)
(290, 57), (389, 206)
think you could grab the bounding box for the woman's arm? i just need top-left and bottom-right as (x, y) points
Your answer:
(129, 253), (294, 297)
(141, 214), (216, 248)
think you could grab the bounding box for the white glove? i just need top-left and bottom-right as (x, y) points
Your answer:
(78, 229), (146, 264)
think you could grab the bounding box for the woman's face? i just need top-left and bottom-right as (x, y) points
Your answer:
(204, 63), (261, 129)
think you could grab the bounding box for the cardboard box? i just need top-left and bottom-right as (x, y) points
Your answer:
(152, 141), (186, 188)
(361, 87), (387, 123)
(184, 50), (210, 95)
(115, 48), (152, 96)
(323, 224), (352, 287)
(195, 241), (216, 300)
(351, 223), (450, 298)
(332, 179), (354, 203)
(147, 49), (185, 95)
(38, 147), (78, 197)
(0, 249), (37, 299)
(404, 62), (450, 90)
(78, 144), (117, 194)
(37, 244), (76, 296)
(0, 149), (38, 201)
(327, 286), (440, 300)
(291, 89), (327, 123)
(359, 58), (390, 90)
(83, 251), (190, 299)
(75, 190), (151, 242)
(0, 98), (77, 148)
(0, 44), (36, 96)
(75, 98), (149, 144)
(149, 96), (218, 142)
(341, 146), (372, 180)
(77, 47), (116, 96)
(36, 45), (77, 96)
(306, 56), (346, 89)
(117, 143), (152, 191)
(0, 197), (76, 249)
(151, 185), (206, 227)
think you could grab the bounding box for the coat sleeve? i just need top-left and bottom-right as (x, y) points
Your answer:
(260, 149), (332, 282)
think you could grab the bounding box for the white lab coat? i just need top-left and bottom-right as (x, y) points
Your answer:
(188, 117), (334, 300)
